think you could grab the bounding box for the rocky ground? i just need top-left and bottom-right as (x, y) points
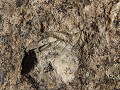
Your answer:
(0, 0), (120, 90)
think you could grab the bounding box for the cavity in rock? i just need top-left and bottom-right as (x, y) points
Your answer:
(40, 23), (45, 33)
(91, 22), (99, 32)
(21, 50), (37, 75)
(16, 0), (23, 7)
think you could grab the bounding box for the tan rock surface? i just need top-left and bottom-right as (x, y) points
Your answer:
(0, 0), (120, 90)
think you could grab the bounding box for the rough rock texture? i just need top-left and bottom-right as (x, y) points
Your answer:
(0, 0), (120, 90)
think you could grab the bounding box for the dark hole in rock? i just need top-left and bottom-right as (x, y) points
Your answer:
(21, 49), (37, 75)
(40, 23), (45, 33)
(16, 0), (23, 7)
(80, 0), (91, 5)
(113, 20), (120, 28)
(96, 65), (100, 68)
(26, 20), (32, 26)
(44, 61), (54, 73)
(24, 74), (39, 89)
(114, 89), (120, 90)
(91, 22), (99, 32)
(0, 15), (2, 22)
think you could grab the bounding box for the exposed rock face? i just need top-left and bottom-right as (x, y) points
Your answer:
(0, 0), (120, 90)
(31, 38), (79, 89)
